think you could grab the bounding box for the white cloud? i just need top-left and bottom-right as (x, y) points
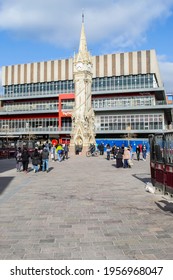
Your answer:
(0, 0), (173, 91)
(0, 0), (173, 51)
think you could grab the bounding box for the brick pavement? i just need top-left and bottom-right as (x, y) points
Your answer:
(0, 154), (173, 260)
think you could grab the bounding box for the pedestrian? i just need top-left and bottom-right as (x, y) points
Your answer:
(50, 144), (56, 161)
(21, 147), (30, 173)
(123, 147), (130, 168)
(116, 147), (123, 168)
(31, 147), (41, 173)
(99, 143), (104, 155)
(142, 145), (147, 161)
(106, 144), (111, 160)
(15, 147), (22, 172)
(136, 145), (140, 161)
(56, 144), (64, 162)
(112, 145), (118, 159)
(129, 145), (133, 160)
(64, 143), (69, 159)
(41, 146), (49, 172)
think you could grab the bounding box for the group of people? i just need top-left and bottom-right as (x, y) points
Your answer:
(108, 144), (132, 168)
(15, 145), (50, 173)
(101, 143), (148, 168)
(15, 142), (69, 174)
(50, 143), (69, 162)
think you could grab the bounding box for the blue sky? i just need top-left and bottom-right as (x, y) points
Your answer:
(0, 0), (173, 92)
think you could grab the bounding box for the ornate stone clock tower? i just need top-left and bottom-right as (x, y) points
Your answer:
(70, 16), (95, 154)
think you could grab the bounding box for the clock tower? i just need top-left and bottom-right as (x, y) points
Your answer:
(70, 16), (95, 154)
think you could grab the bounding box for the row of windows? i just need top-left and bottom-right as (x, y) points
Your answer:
(4, 81), (74, 96)
(95, 114), (164, 131)
(2, 95), (165, 113)
(4, 101), (58, 112)
(92, 74), (158, 91)
(0, 118), (58, 132)
(92, 96), (155, 108)
(0, 113), (164, 133)
(3, 74), (158, 98)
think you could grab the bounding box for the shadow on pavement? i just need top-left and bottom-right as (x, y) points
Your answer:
(132, 173), (151, 184)
(0, 177), (14, 195)
(155, 200), (173, 214)
(0, 158), (15, 173)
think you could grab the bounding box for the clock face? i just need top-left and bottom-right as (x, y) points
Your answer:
(76, 62), (83, 71)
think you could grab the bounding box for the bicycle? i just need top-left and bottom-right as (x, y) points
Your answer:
(86, 150), (99, 157)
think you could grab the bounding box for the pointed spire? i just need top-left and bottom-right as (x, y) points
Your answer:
(75, 13), (91, 63)
(78, 12), (88, 54)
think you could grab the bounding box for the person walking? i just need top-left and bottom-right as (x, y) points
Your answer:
(64, 143), (69, 159)
(50, 144), (56, 161)
(123, 147), (130, 168)
(142, 144), (147, 161)
(15, 147), (22, 172)
(21, 147), (30, 173)
(106, 144), (111, 160)
(41, 146), (49, 172)
(99, 143), (104, 155)
(116, 147), (123, 168)
(31, 147), (41, 173)
(56, 144), (64, 162)
(136, 145), (140, 161)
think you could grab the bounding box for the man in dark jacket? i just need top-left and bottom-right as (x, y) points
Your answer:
(116, 148), (123, 168)
(31, 148), (41, 173)
(41, 147), (49, 172)
(21, 147), (30, 173)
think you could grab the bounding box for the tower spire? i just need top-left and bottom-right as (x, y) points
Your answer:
(76, 13), (91, 63)
(82, 11), (84, 23)
(78, 13), (88, 55)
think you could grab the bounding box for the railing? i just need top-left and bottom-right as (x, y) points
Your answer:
(92, 100), (167, 110)
(0, 126), (169, 137)
(0, 100), (168, 114)
(1, 107), (58, 113)
(1, 90), (74, 99)
(0, 127), (72, 134)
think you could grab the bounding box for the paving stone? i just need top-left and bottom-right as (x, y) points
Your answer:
(1, 156), (173, 259)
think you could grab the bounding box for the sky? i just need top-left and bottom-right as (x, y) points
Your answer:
(0, 0), (173, 92)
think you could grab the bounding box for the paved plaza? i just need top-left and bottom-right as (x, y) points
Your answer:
(0, 154), (173, 260)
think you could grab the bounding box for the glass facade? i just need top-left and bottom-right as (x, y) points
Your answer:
(0, 118), (59, 133)
(3, 73), (158, 98)
(0, 72), (168, 137)
(95, 113), (164, 131)
(3, 100), (58, 112)
(92, 74), (158, 92)
(92, 96), (155, 109)
(4, 80), (75, 97)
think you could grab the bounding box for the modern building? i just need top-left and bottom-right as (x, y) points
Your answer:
(0, 22), (172, 147)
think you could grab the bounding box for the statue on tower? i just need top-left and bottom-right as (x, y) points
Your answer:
(70, 14), (96, 154)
